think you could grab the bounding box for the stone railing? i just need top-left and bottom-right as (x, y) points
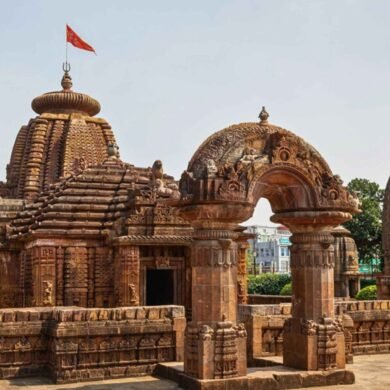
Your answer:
(239, 300), (390, 364)
(336, 300), (390, 355)
(0, 305), (185, 383)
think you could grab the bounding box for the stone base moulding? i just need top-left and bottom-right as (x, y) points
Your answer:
(156, 362), (355, 390)
(184, 320), (247, 379)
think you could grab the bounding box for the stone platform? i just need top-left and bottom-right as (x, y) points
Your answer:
(1, 354), (390, 389)
(155, 361), (355, 390)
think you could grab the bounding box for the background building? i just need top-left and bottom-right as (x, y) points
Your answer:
(246, 225), (291, 274)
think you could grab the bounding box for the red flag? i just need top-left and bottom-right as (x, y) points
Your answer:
(66, 25), (96, 54)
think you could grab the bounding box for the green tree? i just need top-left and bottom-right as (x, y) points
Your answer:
(344, 178), (384, 264)
(355, 285), (377, 300)
(247, 274), (291, 295)
(280, 282), (292, 296)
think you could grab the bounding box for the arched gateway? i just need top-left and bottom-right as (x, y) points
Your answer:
(177, 108), (360, 379)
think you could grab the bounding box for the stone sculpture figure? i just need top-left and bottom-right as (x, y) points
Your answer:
(43, 281), (53, 306)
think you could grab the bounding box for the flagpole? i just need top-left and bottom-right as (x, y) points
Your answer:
(64, 24), (70, 73)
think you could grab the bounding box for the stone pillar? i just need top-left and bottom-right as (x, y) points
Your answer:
(114, 246), (140, 306)
(184, 225), (247, 379)
(272, 211), (349, 371)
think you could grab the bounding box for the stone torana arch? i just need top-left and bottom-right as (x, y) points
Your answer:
(178, 108), (360, 379)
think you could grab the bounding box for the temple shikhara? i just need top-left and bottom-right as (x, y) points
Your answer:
(0, 69), (388, 388)
(0, 71), (194, 310)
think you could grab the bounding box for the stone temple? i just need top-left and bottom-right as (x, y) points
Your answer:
(0, 71), (196, 311)
(0, 70), (388, 389)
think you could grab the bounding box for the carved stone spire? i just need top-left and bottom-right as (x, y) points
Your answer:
(259, 106), (269, 124)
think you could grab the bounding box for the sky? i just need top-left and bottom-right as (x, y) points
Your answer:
(0, 0), (389, 225)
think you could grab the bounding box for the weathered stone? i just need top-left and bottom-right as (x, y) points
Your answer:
(0, 69), (364, 387)
(0, 305), (185, 383)
(273, 373), (303, 389)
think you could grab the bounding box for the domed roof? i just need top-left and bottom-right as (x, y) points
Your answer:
(31, 71), (100, 116)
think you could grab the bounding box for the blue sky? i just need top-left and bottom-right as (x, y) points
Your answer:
(0, 1), (389, 224)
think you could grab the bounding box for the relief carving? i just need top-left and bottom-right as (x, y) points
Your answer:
(128, 283), (138, 304)
(43, 280), (53, 306)
(199, 324), (214, 340)
(301, 319), (318, 336)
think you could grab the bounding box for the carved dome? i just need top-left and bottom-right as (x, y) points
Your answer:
(31, 71), (100, 116)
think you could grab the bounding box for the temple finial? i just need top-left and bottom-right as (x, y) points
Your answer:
(259, 106), (269, 124)
(61, 62), (73, 91)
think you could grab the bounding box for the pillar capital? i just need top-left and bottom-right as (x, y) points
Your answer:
(271, 210), (353, 233)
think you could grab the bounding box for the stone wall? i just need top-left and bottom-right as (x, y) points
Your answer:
(0, 305), (185, 383)
(247, 294), (291, 305)
(239, 300), (390, 364)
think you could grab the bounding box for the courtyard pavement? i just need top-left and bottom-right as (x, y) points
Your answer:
(0, 354), (389, 389)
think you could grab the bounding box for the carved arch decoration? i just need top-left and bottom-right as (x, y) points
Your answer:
(179, 114), (360, 221)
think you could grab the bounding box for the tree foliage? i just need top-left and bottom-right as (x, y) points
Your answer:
(279, 282), (292, 296)
(344, 178), (384, 263)
(247, 273), (291, 295)
(355, 285), (377, 300)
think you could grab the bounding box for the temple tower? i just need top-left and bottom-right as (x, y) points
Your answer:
(4, 71), (117, 201)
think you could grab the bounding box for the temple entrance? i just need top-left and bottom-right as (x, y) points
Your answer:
(146, 269), (174, 305)
(177, 109), (360, 379)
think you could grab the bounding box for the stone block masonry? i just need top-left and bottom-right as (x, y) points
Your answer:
(0, 305), (185, 383)
(239, 300), (390, 365)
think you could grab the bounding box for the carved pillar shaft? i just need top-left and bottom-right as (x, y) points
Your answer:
(283, 229), (345, 370)
(191, 232), (238, 323)
(272, 211), (352, 371)
(290, 231), (335, 321)
(184, 227), (247, 379)
(114, 246), (140, 306)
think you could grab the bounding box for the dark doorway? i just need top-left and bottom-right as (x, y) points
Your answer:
(146, 269), (174, 305)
